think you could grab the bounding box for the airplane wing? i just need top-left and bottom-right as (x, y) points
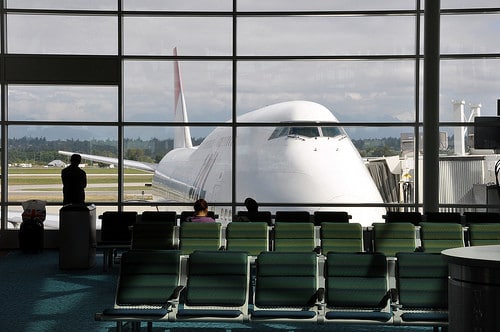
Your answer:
(58, 150), (157, 173)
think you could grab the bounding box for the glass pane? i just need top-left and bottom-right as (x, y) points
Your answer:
(124, 125), (230, 203)
(7, 126), (117, 228)
(123, 16), (232, 56)
(6, 14), (117, 55)
(350, 126), (419, 206)
(6, 0), (116, 10)
(441, 0), (500, 9)
(237, 15), (415, 56)
(437, 124), (496, 209)
(8, 85), (118, 122)
(123, 0), (231, 11)
(236, 125), (405, 225)
(441, 14), (500, 54)
(236, 61), (416, 122)
(123, 60), (232, 122)
(440, 59), (500, 122)
(238, 0), (415, 11)
(124, 127), (173, 161)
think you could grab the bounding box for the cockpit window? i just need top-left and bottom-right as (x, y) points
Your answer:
(268, 125), (344, 140)
(269, 127), (290, 140)
(289, 127), (320, 137)
(321, 126), (343, 137)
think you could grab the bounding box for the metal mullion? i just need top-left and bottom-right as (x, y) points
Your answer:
(117, 0), (124, 211)
(0, 0), (6, 229)
(236, 10), (417, 17)
(5, 8), (118, 15)
(231, 0), (237, 215)
(413, 0), (422, 213)
(121, 10), (232, 17)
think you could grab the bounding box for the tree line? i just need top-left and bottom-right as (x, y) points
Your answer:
(8, 137), (205, 165)
(8, 136), (402, 165)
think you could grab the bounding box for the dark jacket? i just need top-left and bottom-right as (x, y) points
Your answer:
(61, 164), (87, 205)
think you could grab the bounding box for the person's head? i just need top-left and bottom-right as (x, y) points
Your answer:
(70, 154), (82, 165)
(193, 198), (209, 215)
(244, 197), (258, 213)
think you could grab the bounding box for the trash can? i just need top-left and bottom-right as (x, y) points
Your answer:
(59, 204), (97, 269)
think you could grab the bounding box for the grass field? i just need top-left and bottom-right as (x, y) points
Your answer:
(7, 166), (154, 202)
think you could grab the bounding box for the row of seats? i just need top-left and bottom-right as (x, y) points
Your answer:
(100, 210), (500, 229)
(95, 250), (448, 332)
(99, 211), (500, 257)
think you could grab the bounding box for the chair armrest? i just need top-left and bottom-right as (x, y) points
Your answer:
(316, 287), (325, 302)
(168, 285), (185, 301)
(389, 288), (402, 309)
(166, 285), (185, 309)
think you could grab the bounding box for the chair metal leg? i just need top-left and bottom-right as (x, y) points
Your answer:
(132, 321), (141, 332)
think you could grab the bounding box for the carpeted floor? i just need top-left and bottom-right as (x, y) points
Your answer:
(0, 250), (438, 332)
(0, 250), (117, 332)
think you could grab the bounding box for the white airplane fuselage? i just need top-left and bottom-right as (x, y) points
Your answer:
(152, 101), (385, 225)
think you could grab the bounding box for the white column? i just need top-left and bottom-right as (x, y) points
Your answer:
(453, 100), (466, 155)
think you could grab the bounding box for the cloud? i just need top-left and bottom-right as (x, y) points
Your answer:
(345, 93), (363, 101)
(5, 6), (500, 139)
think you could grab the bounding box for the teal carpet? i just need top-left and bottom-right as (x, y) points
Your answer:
(0, 250), (117, 332)
(0, 250), (437, 332)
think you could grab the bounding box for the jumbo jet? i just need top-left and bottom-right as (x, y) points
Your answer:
(60, 48), (385, 226)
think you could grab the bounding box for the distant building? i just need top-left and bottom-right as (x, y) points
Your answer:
(18, 163), (33, 168)
(46, 160), (66, 167)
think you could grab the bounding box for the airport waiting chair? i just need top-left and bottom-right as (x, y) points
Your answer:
(467, 222), (500, 246)
(320, 222), (363, 254)
(463, 212), (500, 246)
(251, 251), (322, 322)
(140, 211), (177, 225)
(323, 252), (393, 324)
(424, 212), (462, 224)
(273, 222), (318, 252)
(418, 222), (464, 253)
(275, 211), (312, 223)
(372, 222), (416, 257)
(314, 211), (351, 225)
(463, 211), (500, 224)
(179, 222), (222, 255)
(225, 222), (269, 256)
(394, 252), (448, 330)
(383, 211), (422, 226)
(131, 221), (176, 250)
(98, 211), (137, 270)
(100, 211), (138, 243)
(176, 250), (250, 321)
(235, 211), (273, 225)
(96, 250), (183, 332)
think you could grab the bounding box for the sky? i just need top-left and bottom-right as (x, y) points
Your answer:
(4, 1), (500, 140)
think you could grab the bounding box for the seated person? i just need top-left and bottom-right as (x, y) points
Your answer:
(236, 197), (261, 222)
(245, 197), (259, 214)
(187, 199), (215, 222)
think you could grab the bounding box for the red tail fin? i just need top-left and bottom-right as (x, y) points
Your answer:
(173, 47), (193, 149)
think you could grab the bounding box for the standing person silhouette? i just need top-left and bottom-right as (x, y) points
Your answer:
(61, 154), (87, 205)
